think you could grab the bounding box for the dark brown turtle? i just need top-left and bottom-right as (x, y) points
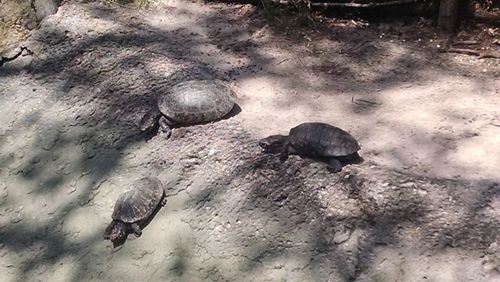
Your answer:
(140, 80), (237, 138)
(259, 122), (362, 172)
(104, 177), (166, 244)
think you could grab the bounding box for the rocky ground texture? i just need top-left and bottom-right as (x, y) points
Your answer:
(0, 0), (499, 281)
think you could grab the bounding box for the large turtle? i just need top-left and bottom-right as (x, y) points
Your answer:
(104, 177), (166, 244)
(140, 79), (237, 138)
(259, 122), (362, 172)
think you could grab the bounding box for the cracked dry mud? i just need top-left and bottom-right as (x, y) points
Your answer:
(0, 0), (499, 281)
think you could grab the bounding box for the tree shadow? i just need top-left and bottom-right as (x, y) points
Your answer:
(170, 121), (497, 280)
(0, 0), (497, 281)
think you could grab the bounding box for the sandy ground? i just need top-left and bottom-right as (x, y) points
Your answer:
(0, 0), (499, 281)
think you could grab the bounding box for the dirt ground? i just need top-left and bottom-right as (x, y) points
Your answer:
(0, 0), (499, 281)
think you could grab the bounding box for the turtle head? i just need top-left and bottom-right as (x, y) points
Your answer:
(104, 221), (128, 243)
(139, 109), (162, 132)
(259, 135), (288, 154)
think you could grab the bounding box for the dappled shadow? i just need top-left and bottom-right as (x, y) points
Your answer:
(160, 120), (498, 280)
(0, 0), (498, 281)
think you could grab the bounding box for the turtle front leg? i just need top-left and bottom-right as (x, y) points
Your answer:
(279, 144), (290, 162)
(130, 223), (142, 237)
(327, 158), (343, 173)
(158, 116), (173, 139)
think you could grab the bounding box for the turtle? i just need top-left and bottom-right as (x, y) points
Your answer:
(104, 177), (166, 244)
(140, 79), (237, 138)
(259, 122), (362, 172)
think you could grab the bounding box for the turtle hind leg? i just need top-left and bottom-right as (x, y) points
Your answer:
(326, 158), (343, 173)
(159, 116), (174, 139)
(130, 223), (142, 237)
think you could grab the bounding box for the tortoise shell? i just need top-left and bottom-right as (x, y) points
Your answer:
(158, 80), (235, 125)
(112, 177), (164, 224)
(288, 122), (360, 157)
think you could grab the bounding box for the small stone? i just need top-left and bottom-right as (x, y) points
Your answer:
(333, 228), (351, 244)
(417, 189), (428, 196)
(208, 149), (217, 157)
(400, 182), (415, 188)
(286, 167), (298, 175)
(486, 242), (498, 254)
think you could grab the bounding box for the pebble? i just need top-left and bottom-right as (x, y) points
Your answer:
(208, 148), (217, 157)
(486, 242), (498, 255)
(416, 189), (428, 196)
(400, 182), (415, 188)
(333, 230), (351, 244)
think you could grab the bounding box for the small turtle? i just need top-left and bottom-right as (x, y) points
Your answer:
(140, 80), (237, 138)
(259, 122), (362, 172)
(104, 177), (166, 244)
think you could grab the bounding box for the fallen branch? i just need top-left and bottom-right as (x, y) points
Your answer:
(453, 40), (479, 45)
(478, 53), (500, 59)
(440, 48), (500, 59)
(272, 0), (417, 7)
(475, 10), (500, 26)
(442, 48), (480, 56)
